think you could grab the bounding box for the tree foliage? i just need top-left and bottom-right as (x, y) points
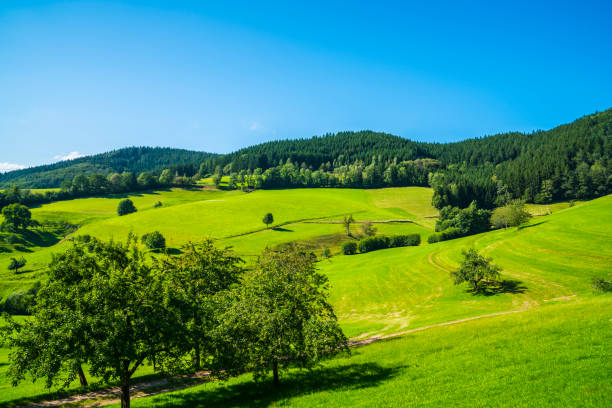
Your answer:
(141, 231), (166, 251)
(219, 248), (348, 385)
(117, 199), (137, 216)
(451, 249), (502, 292)
(491, 200), (532, 229)
(262, 213), (274, 229)
(1, 204), (33, 230)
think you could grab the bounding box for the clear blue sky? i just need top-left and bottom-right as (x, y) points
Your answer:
(1, 0), (611, 169)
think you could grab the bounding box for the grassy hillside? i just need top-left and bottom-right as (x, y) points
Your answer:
(0, 190), (609, 407)
(0, 187), (436, 297)
(322, 195), (612, 338)
(124, 296), (612, 408)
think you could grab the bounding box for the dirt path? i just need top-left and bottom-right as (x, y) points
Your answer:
(20, 372), (210, 408)
(349, 309), (526, 346)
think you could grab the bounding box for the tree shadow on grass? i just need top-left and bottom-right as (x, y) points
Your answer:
(470, 279), (527, 296)
(165, 248), (183, 255)
(143, 362), (402, 408)
(518, 220), (547, 230)
(272, 227), (293, 232)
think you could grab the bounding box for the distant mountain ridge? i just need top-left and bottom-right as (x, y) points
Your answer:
(1, 108), (610, 191)
(0, 147), (218, 188)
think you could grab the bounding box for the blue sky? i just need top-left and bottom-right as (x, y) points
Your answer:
(1, 0), (611, 169)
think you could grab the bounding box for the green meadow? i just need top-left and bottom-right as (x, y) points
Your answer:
(0, 188), (610, 406)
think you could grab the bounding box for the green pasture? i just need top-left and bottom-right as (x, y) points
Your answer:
(0, 189), (609, 406)
(321, 194), (612, 338)
(123, 296), (611, 408)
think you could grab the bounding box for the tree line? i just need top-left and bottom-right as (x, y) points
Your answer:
(0, 237), (348, 407)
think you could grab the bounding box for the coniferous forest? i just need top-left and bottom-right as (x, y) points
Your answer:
(1, 108), (610, 211)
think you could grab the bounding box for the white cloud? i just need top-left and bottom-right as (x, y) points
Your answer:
(0, 162), (26, 173)
(54, 151), (86, 161)
(249, 121), (262, 131)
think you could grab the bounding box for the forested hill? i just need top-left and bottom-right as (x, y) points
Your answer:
(2, 108), (611, 200)
(0, 147), (218, 188)
(199, 108), (611, 173)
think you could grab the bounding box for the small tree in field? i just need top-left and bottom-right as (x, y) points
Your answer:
(451, 248), (502, 292)
(360, 221), (377, 237)
(262, 213), (274, 229)
(2, 204), (33, 231)
(117, 199), (137, 216)
(491, 199), (531, 229)
(343, 214), (354, 236)
(141, 231), (166, 251)
(8, 257), (27, 273)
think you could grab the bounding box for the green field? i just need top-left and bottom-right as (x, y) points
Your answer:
(0, 188), (610, 407)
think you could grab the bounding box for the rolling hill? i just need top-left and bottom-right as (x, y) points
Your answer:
(0, 147), (218, 189)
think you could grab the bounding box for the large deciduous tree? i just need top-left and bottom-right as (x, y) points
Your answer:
(3, 237), (184, 408)
(158, 240), (243, 371)
(220, 248), (348, 386)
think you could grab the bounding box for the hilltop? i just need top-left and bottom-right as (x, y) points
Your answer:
(0, 147), (218, 189)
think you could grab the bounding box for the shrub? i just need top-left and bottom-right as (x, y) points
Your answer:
(1, 281), (40, 315)
(153, 201), (163, 208)
(358, 236), (390, 253)
(141, 231), (166, 251)
(117, 199), (137, 216)
(592, 277), (612, 292)
(427, 227), (462, 244)
(323, 248), (332, 258)
(341, 241), (357, 255)
(389, 234), (421, 247)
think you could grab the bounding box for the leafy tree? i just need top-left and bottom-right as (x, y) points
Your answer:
(343, 214), (354, 236)
(8, 257), (26, 273)
(1, 204), (33, 230)
(451, 249), (502, 292)
(3, 237), (186, 408)
(591, 276), (612, 292)
(220, 248), (348, 386)
(158, 169), (174, 185)
(360, 221), (377, 237)
(141, 231), (166, 251)
(212, 173), (222, 187)
(491, 199), (532, 229)
(117, 199), (137, 216)
(157, 240), (243, 371)
(262, 213), (274, 229)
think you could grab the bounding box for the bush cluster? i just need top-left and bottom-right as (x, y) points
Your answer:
(353, 233), (421, 254)
(341, 241), (357, 255)
(427, 227), (462, 243)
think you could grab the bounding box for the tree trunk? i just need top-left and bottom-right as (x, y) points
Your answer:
(121, 379), (130, 408)
(193, 343), (201, 371)
(77, 365), (88, 387)
(272, 360), (280, 387)
(473, 281), (478, 291)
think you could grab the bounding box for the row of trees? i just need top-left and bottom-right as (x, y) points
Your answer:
(1, 237), (348, 407)
(217, 157), (439, 190)
(0, 169), (192, 212)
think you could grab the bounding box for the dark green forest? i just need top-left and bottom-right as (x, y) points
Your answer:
(1, 109), (610, 210)
(0, 147), (217, 189)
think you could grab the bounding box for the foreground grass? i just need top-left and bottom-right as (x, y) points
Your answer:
(121, 296), (611, 407)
